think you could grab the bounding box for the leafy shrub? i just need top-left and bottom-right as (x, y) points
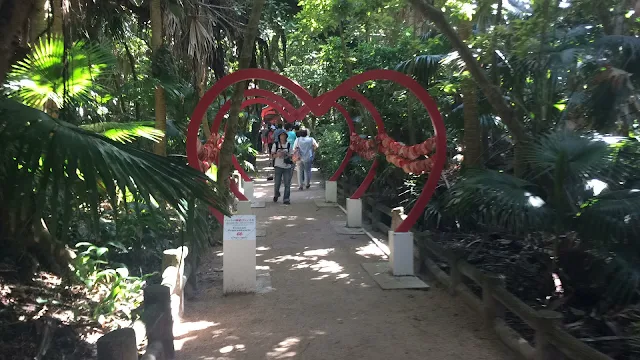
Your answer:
(71, 242), (155, 325)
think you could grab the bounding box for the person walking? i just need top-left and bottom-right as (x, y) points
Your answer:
(271, 132), (294, 204)
(292, 129), (318, 190)
(285, 123), (297, 148)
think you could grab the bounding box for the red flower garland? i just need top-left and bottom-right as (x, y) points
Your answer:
(197, 133), (224, 172)
(348, 132), (437, 175)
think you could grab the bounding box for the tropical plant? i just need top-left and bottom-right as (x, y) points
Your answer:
(443, 130), (640, 307)
(4, 36), (114, 112)
(0, 98), (228, 273)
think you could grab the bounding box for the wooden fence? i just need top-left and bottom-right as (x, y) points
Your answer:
(336, 178), (613, 360)
(97, 246), (190, 360)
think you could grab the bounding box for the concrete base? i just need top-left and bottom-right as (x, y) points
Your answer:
(242, 181), (254, 201)
(362, 262), (429, 290)
(325, 180), (337, 203)
(223, 239), (256, 293)
(251, 200), (266, 208)
(314, 199), (338, 208)
(346, 198), (362, 228)
(236, 200), (251, 215)
(331, 221), (365, 235)
(389, 231), (414, 276)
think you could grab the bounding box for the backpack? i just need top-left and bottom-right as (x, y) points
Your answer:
(275, 142), (293, 165)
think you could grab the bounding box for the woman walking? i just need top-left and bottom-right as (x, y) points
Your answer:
(271, 131), (294, 204)
(293, 129), (318, 190)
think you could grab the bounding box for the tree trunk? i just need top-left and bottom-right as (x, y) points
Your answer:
(408, 0), (528, 174)
(29, 0), (47, 42)
(150, 0), (167, 156)
(51, 0), (62, 34)
(217, 0), (266, 206)
(460, 21), (482, 168)
(196, 63), (211, 138)
(0, 0), (37, 84)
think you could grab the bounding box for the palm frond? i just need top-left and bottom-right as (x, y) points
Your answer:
(444, 169), (552, 233)
(0, 99), (228, 240)
(5, 36), (115, 109)
(595, 35), (640, 62)
(523, 131), (613, 184)
(395, 55), (444, 84)
(576, 189), (640, 246)
(79, 122), (165, 143)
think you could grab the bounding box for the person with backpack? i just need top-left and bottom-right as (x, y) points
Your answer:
(292, 129), (318, 190)
(271, 131), (294, 204)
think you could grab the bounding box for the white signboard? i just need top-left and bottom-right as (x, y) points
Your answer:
(223, 215), (256, 241)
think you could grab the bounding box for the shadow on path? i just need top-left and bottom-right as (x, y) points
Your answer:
(175, 155), (514, 360)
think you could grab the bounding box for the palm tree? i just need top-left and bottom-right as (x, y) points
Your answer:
(151, 0), (167, 156)
(0, 98), (228, 275)
(444, 130), (640, 307)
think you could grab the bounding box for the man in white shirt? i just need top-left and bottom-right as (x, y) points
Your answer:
(292, 129), (318, 190)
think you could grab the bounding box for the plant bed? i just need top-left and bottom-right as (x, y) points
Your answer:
(430, 231), (639, 359)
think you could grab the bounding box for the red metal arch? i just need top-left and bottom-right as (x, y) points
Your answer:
(187, 68), (446, 232)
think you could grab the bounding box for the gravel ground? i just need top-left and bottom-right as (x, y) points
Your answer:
(175, 156), (514, 360)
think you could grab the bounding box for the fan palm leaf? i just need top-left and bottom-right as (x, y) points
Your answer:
(0, 98), (228, 240)
(444, 169), (552, 233)
(395, 54), (444, 84)
(5, 36), (114, 110)
(79, 122), (165, 143)
(524, 131), (613, 184)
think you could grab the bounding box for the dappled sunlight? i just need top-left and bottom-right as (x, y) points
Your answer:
(292, 259), (344, 273)
(269, 215), (299, 221)
(219, 343), (247, 354)
(173, 320), (218, 351)
(355, 242), (388, 260)
(524, 192), (545, 208)
(266, 336), (300, 359)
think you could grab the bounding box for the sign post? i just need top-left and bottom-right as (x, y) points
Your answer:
(223, 215), (257, 293)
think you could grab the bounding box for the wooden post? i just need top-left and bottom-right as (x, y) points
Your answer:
(143, 285), (175, 360)
(371, 200), (382, 232)
(97, 328), (138, 360)
(482, 273), (505, 328)
(534, 310), (564, 360)
(446, 250), (461, 296)
(162, 246), (188, 319)
(390, 207), (406, 232)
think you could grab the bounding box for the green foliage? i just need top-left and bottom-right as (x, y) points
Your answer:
(79, 121), (165, 143)
(71, 242), (153, 322)
(5, 36), (114, 109)
(0, 99), (229, 243)
(314, 123), (349, 178)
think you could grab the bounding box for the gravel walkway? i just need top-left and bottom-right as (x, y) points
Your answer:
(175, 155), (514, 360)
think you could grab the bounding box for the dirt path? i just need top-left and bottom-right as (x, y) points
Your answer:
(175, 155), (514, 360)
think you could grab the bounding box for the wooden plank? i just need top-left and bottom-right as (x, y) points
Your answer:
(422, 237), (447, 261)
(376, 221), (390, 234)
(492, 286), (538, 329)
(548, 326), (613, 360)
(494, 318), (535, 360)
(423, 257), (481, 313)
(458, 260), (485, 285)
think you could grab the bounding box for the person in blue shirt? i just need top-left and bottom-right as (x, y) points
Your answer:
(285, 123), (297, 148)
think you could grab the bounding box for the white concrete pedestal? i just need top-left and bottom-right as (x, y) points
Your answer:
(325, 180), (337, 203)
(236, 200), (252, 215)
(223, 239), (256, 293)
(388, 231), (414, 276)
(346, 198), (362, 228)
(223, 215), (257, 293)
(242, 181), (254, 201)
